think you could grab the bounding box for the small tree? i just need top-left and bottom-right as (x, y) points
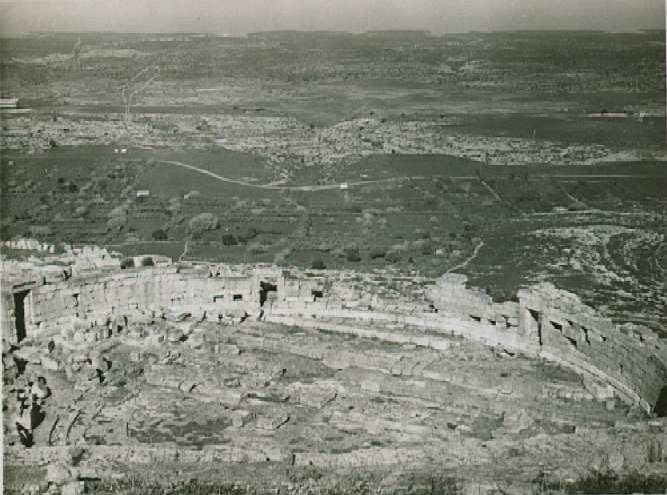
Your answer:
(248, 242), (267, 255)
(120, 258), (135, 269)
(237, 227), (258, 244)
(369, 249), (386, 260)
(187, 213), (219, 236)
(311, 259), (326, 270)
(151, 229), (168, 241)
(106, 216), (125, 233)
(386, 250), (402, 263)
(345, 247), (361, 262)
(221, 233), (238, 246)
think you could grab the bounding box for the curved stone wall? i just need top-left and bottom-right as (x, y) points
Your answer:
(2, 260), (665, 414)
(428, 275), (667, 412)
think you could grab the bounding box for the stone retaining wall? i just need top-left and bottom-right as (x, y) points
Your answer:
(2, 261), (665, 414)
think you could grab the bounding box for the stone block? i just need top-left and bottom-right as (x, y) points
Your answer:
(457, 424), (472, 434)
(186, 332), (206, 348)
(583, 377), (615, 401)
(46, 463), (71, 483)
(219, 344), (241, 355)
(223, 377), (240, 387)
(82, 368), (98, 382)
(271, 415), (290, 430)
(231, 410), (251, 427)
(65, 365), (77, 381)
(179, 380), (198, 393)
(61, 481), (85, 495)
(361, 379), (381, 393)
(256, 414), (290, 430)
(14, 346), (41, 364)
(41, 356), (60, 371)
(167, 329), (184, 343)
(294, 384), (338, 409)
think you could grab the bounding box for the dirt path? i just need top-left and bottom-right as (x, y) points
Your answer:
(159, 159), (421, 191)
(158, 159), (665, 193)
(159, 160), (261, 188)
(178, 238), (190, 262)
(446, 240), (485, 274)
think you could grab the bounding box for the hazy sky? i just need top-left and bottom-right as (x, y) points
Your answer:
(0, 0), (664, 35)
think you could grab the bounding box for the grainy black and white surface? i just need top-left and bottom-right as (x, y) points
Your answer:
(1, 1), (666, 494)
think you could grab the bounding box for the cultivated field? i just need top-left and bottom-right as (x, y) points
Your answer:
(1, 29), (666, 493)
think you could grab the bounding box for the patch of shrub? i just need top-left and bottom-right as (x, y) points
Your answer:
(106, 216), (125, 233)
(386, 250), (402, 263)
(237, 227), (258, 244)
(151, 229), (168, 241)
(187, 213), (219, 235)
(247, 242), (267, 255)
(222, 233), (239, 246)
(345, 247), (361, 262)
(369, 249), (386, 260)
(120, 258), (135, 270)
(545, 469), (667, 494)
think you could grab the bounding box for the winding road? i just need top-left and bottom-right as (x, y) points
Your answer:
(158, 159), (433, 191)
(158, 159), (664, 193)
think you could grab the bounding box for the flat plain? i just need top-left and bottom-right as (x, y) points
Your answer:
(1, 29), (666, 494)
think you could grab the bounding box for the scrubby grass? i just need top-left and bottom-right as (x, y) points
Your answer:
(541, 469), (667, 494)
(82, 473), (463, 495)
(6, 469), (667, 495)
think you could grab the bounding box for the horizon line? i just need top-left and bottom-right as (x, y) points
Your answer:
(6, 27), (665, 37)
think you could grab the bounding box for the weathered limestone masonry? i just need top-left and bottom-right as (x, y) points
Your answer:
(428, 274), (667, 412)
(5, 443), (288, 467)
(518, 284), (667, 413)
(5, 422), (667, 475)
(2, 255), (666, 414)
